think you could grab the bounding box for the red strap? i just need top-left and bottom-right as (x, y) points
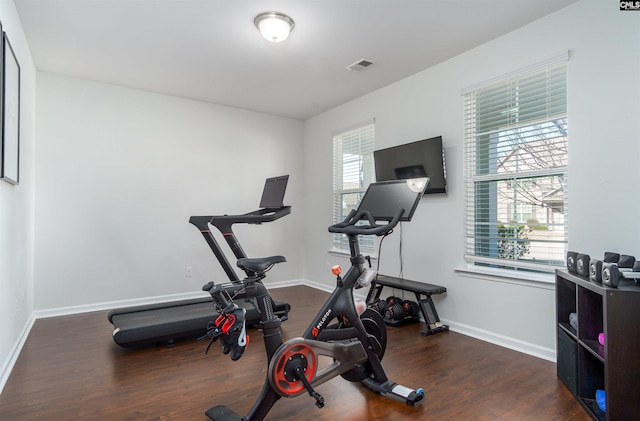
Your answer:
(221, 315), (236, 334)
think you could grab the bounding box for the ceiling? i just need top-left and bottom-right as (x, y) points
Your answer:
(14, 0), (578, 120)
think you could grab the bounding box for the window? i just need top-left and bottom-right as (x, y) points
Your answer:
(463, 55), (568, 273)
(332, 123), (375, 253)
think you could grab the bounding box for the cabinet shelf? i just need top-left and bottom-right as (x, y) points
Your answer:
(579, 339), (604, 362)
(556, 269), (640, 420)
(581, 398), (606, 421)
(559, 322), (576, 339)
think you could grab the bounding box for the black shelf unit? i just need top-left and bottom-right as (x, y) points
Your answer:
(555, 269), (640, 420)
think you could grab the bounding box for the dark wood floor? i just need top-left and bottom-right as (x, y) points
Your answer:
(0, 285), (588, 420)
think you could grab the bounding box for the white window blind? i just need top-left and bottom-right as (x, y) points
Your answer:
(332, 123), (375, 253)
(463, 58), (568, 273)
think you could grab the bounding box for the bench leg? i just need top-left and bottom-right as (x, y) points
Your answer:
(414, 293), (449, 336)
(366, 284), (384, 305)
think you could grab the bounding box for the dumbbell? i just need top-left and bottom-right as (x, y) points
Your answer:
(602, 262), (621, 287)
(385, 296), (405, 321)
(592, 252), (626, 283)
(369, 299), (388, 315)
(604, 252), (620, 263)
(618, 254), (636, 270)
(402, 300), (420, 318)
(629, 261), (640, 280)
(602, 254), (636, 288)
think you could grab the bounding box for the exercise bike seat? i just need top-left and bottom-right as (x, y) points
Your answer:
(237, 255), (286, 273)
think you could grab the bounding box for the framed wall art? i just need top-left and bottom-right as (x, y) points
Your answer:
(1, 31), (20, 185)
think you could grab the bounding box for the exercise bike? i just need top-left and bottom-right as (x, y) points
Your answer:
(201, 178), (428, 421)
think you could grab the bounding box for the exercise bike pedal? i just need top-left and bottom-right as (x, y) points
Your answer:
(205, 405), (245, 421)
(293, 365), (324, 408)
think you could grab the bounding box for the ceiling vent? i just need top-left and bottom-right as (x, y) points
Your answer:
(346, 59), (374, 72)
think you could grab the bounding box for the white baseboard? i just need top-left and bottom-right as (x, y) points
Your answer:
(33, 290), (212, 319)
(300, 278), (334, 293)
(442, 319), (556, 362)
(0, 314), (36, 395)
(265, 279), (305, 289)
(1, 278), (554, 397)
(32, 279), (306, 320)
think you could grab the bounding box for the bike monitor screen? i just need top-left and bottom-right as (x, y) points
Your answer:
(259, 175), (289, 209)
(356, 178), (429, 222)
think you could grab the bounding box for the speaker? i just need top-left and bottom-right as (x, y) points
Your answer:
(604, 251), (620, 263)
(602, 262), (620, 288)
(589, 259), (603, 283)
(577, 253), (591, 277)
(567, 251), (578, 273)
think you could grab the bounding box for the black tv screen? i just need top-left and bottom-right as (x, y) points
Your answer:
(374, 136), (447, 194)
(356, 178), (428, 222)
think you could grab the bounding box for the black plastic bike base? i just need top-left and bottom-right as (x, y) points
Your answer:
(361, 378), (425, 407)
(205, 405), (245, 421)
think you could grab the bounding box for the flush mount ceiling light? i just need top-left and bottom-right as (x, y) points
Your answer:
(254, 11), (295, 43)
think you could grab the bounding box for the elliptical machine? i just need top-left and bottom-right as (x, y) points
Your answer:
(201, 178), (429, 421)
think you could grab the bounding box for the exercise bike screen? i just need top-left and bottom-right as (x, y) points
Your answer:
(356, 178), (429, 222)
(259, 175), (289, 209)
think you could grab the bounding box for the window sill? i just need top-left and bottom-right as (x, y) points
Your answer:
(454, 265), (555, 290)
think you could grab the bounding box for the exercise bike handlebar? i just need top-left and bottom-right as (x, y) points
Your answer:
(328, 208), (404, 237)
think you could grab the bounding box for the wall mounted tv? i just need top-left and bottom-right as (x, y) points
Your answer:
(374, 135), (447, 194)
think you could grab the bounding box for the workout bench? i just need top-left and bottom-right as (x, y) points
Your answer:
(366, 274), (449, 336)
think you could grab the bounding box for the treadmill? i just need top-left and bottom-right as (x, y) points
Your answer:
(108, 176), (292, 348)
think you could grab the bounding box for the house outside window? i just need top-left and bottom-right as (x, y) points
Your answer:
(463, 55), (568, 273)
(332, 123), (375, 253)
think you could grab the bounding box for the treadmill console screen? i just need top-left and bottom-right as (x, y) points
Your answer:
(259, 175), (289, 209)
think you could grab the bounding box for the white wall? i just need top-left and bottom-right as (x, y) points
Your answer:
(2, 0), (638, 389)
(34, 74), (305, 311)
(0, 0), (36, 390)
(303, 0), (640, 360)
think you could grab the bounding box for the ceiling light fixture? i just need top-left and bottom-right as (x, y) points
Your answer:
(254, 11), (295, 43)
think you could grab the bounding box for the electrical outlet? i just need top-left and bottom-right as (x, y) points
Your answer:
(185, 266), (193, 277)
